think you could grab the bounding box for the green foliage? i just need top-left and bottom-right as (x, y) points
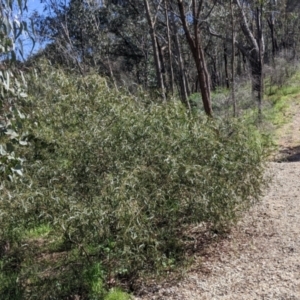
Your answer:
(0, 65), (271, 298)
(264, 67), (300, 125)
(0, 0), (34, 182)
(0, 263), (24, 300)
(24, 224), (52, 239)
(0, 3), (33, 291)
(83, 263), (105, 298)
(104, 288), (131, 300)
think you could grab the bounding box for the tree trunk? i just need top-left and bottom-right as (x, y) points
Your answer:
(211, 56), (219, 90)
(170, 5), (190, 108)
(164, 0), (175, 96)
(224, 43), (230, 89)
(143, 0), (166, 101)
(156, 36), (168, 93)
(205, 49), (219, 90)
(231, 0), (237, 117)
(267, 13), (278, 61)
(256, 5), (264, 118)
(235, 0), (265, 118)
(177, 0), (213, 117)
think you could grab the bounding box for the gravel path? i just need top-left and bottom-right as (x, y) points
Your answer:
(134, 100), (300, 300)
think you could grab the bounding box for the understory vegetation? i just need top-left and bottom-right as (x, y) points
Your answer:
(0, 64), (278, 299)
(2, 0), (300, 297)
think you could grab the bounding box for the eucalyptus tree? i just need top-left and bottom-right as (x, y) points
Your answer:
(209, 0), (267, 117)
(35, 0), (147, 87)
(142, 0), (191, 104)
(169, 1), (190, 104)
(143, 0), (166, 101)
(230, 0), (237, 116)
(266, 0), (279, 60)
(36, 0), (115, 74)
(35, 0), (194, 105)
(280, 0), (300, 58)
(31, 0), (300, 117)
(236, 0), (265, 116)
(175, 0), (216, 117)
(0, 0), (33, 181)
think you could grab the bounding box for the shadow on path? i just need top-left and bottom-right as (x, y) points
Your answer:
(277, 145), (300, 162)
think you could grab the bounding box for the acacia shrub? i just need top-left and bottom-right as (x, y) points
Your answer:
(0, 66), (271, 296)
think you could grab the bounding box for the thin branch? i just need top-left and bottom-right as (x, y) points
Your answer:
(207, 24), (250, 58)
(202, 0), (217, 20)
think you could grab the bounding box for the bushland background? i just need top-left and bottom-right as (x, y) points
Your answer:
(1, 0), (300, 299)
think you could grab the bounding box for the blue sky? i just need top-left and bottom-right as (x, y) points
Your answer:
(27, 0), (44, 14)
(21, 0), (46, 58)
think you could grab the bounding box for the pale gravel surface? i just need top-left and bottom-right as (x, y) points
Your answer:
(134, 101), (300, 300)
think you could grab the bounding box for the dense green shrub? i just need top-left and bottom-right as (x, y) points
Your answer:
(0, 66), (271, 298)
